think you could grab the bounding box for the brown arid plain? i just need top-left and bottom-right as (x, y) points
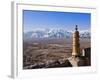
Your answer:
(23, 38), (90, 69)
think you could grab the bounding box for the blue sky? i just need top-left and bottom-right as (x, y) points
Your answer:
(23, 10), (91, 32)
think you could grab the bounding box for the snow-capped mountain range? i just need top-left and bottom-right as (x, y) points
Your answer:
(24, 29), (91, 40)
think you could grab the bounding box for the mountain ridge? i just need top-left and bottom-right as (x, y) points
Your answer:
(24, 29), (91, 40)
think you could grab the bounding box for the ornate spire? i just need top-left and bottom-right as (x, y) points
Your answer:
(75, 25), (78, 31)
(72, 25), (80, 57)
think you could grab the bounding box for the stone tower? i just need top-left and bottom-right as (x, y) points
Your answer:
(72, 25), (81, 57)
(68, 25), (90, 67)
